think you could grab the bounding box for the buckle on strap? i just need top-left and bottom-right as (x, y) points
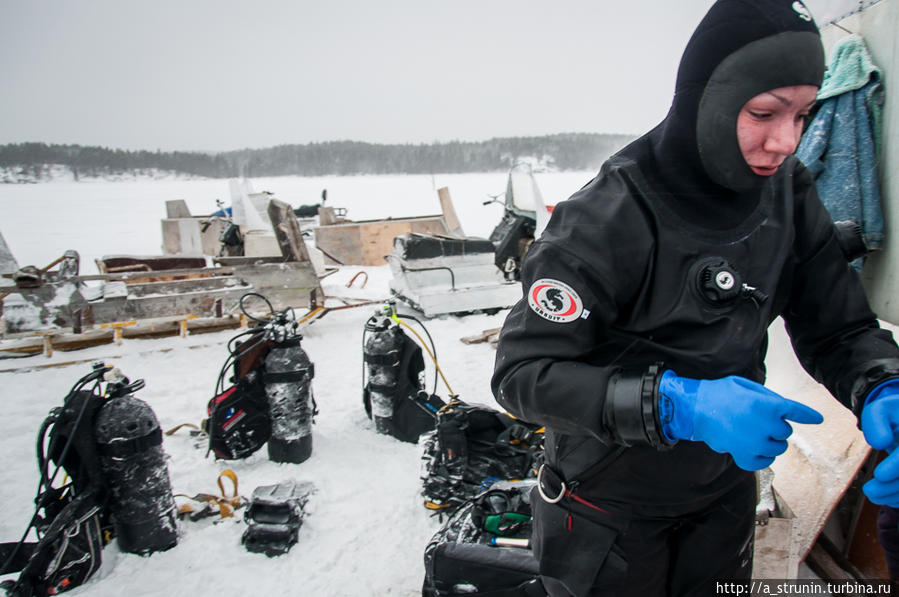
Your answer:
(537, 463), (566, 504)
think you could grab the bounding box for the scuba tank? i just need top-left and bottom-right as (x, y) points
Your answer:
(362, 303), (447, 443)
(363, 307), (407, 435)
(93, 368), (178, 555)
(263, 333), (316, 464)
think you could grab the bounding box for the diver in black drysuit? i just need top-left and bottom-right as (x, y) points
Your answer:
(491, 1), (899, 596)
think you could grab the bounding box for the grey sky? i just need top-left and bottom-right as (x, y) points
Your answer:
(3, 1), (723, 152)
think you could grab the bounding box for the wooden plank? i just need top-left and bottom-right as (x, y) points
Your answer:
(161, 220), (184, 255)
(88, 286), (252, 322)
(460, 328), (502, 345)
(267, 198), (313, 263)
(213, 256), (288, 266)
(318, 206), (339, 226)
(315, 216), (451, 266)
(361, 221), (418, 266)
(314, 224), (362, 265)
(122, 276), (249, 297)
(0, 315), (244, 360)
(234, 262), (322, 309)
(162, 217), (228, 257)
(437, 187), (465, 237)
(753, 518), (795, 579)
(78, 266), (236, 283)
(0, 230), (19, 275)
(98, 255), (208, 273)
(166, 199), (192, 218)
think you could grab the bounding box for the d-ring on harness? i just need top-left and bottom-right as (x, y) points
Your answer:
(537, 464), (566, 504)
(535, 445), (628, 517)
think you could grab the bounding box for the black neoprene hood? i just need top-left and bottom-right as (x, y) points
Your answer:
(673, 0), (825, 192)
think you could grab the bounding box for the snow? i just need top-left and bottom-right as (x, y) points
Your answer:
(0, 171), (587, 596)
(0, 171), (890, 594)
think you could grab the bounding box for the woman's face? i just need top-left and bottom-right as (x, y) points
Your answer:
(736, 85), (818, 176)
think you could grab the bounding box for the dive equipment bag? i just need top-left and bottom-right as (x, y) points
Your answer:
(207, 335), (272, 460)
(420, 401), (544, 513)
(242, 480), (315, 557)
(422, 480), (540, 597)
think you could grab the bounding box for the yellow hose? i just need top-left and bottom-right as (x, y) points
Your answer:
(392, 315), (456, 397)
(297, 307), (326, 326)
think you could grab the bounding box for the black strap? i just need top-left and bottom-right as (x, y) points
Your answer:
(97, 427), (162, 459)
(366, 381), (397, 394)
(262, 365), (314, 384)
(0, 541), (36, 575)
(363, 352), (399, 366)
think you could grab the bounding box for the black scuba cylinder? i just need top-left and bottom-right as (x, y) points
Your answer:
(363, 312), (405, 435)
(93, 375), (178, 556)
(263, 337), (315, 464)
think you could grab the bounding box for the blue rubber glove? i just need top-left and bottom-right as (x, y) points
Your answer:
(659, 371), (824, 471)
(861, 380), (899, 507)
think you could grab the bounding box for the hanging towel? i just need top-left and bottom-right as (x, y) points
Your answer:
(796, 34), (885, 252)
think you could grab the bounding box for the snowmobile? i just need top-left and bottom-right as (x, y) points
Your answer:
(388, 163), (551, 318)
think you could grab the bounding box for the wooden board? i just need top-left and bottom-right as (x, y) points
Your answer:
(0, 230), (18, 275)
(0, 315), (244, 359)
(268, 198), (314, 263)
(437, 187), (465, 237)
(165, 199), (192, 218)
(753, 518), (795, 578)
(161, 217), (227, 256)
(98, 255), (208, 273)
(314, 216), (450, 266)
(765, 318), (873, 576)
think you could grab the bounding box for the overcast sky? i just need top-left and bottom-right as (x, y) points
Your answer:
(1, 0), (842, 153)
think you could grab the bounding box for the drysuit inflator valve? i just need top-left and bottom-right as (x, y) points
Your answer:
(694, 258), (767, 306)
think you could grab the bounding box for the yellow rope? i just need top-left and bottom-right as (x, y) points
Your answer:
(392, 315), (456, 397)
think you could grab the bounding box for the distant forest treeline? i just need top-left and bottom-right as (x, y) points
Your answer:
(0, 133), (634, 180)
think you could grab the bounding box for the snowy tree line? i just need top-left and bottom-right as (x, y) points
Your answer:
(0, 133), (634, 180)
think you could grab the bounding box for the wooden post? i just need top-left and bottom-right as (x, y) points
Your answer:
(72, 309), (83, 334)
(437, 187), (465, 237)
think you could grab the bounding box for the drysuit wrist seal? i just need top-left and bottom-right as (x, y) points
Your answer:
(604, 364), (672, 449)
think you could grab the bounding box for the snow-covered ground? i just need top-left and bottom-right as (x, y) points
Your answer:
(0, 171), (592, 596)
(0, 171), (887, 594)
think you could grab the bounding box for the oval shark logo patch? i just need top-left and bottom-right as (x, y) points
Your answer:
(527, 278), (584, 323)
